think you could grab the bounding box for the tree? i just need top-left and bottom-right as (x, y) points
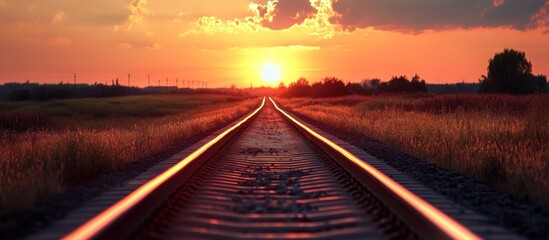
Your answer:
(313, 77), (347, 97)
(479, 49), (538, 94)
(533, 75), (547, 93)
(380, 76), (410, 93)
(363, 78), (381, 89)
(285, 77), (311, 97)
(410, 74), (427, 93)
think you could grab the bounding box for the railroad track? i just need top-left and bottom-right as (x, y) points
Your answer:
(31, 97), (518, 239)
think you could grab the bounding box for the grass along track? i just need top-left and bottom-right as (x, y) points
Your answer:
(0, 94), (259, 216)
(275, 95), (549, 210)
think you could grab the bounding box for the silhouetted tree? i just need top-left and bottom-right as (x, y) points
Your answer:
(363, 79), (381, 90)
(533, 75), (547, 93)
(347, 82), (369, 95)
(380, 76), (410, 93)
(479, 49), (539, 94)
(282, 75), (431, 98)
(8, 89), (31, 101)
(410, 74), (427, 92)
(376, 75), (427, 93)
(311, 77), (348, 97)
(284, 77), (311, 97)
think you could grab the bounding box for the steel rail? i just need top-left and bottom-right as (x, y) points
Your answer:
(61, 96), (482, 239)
(269, 97), (481, 240)
(62, 97), (266, 240)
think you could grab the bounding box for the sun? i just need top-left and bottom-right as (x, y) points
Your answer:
(261, 63), (281, 84)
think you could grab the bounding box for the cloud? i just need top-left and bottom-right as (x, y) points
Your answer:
(180, 16), (262, 36)
(493, 0), (505, 8)
(51, 11), (66, 24)
(114, 0), (153, 35)
(182, 0), (337, 38)
(531, 1), (549, 31)
(249, 0), (315, 30)
(330, 0), (548, 33)
(48, 36), (72, 46)
(182, 0), (547, 37)
(301, 0), (337, 38)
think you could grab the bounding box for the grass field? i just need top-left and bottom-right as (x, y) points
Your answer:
(0, 94), (259, 215)
(0, 94), (248, 131)
(276, 94), (549, 208)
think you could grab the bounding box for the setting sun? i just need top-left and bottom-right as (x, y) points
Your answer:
(261, 63), (282, 84)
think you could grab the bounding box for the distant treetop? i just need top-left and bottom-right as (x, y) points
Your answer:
(479, 49), (547, 94)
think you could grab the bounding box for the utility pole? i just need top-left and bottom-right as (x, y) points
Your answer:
(147, 74), (151, 88)
(158, 79), (161, 87)
(176, 78), (179, 88)
(128, 73), (131, 87)
(166, 77), (168, 87)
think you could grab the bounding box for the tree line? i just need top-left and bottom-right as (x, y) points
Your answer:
(280, 48), (547, 98)
(280, 75), (428, 98)
(0, 81), (144, 101)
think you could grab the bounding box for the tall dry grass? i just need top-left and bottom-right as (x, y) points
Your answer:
(0, 98), (259, 215)
(276, 95), (549, 207)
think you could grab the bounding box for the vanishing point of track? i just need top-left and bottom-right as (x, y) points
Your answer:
(57, 97), (481, 240)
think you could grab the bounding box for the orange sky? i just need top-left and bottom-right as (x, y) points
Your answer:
(0, 0), (548, 88)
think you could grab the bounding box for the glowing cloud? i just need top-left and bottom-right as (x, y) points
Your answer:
(114, 0), (152, 35)
(180, 16), (262, 36)
(493, 0), (505, 7)
(182, 0), (336, 39)
(249, 0), (315, 30)
(531, 1), (549, 31)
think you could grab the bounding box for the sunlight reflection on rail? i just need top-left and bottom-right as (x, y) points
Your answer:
(269, 97), (481, 240)
(62, 97), (266, 240)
